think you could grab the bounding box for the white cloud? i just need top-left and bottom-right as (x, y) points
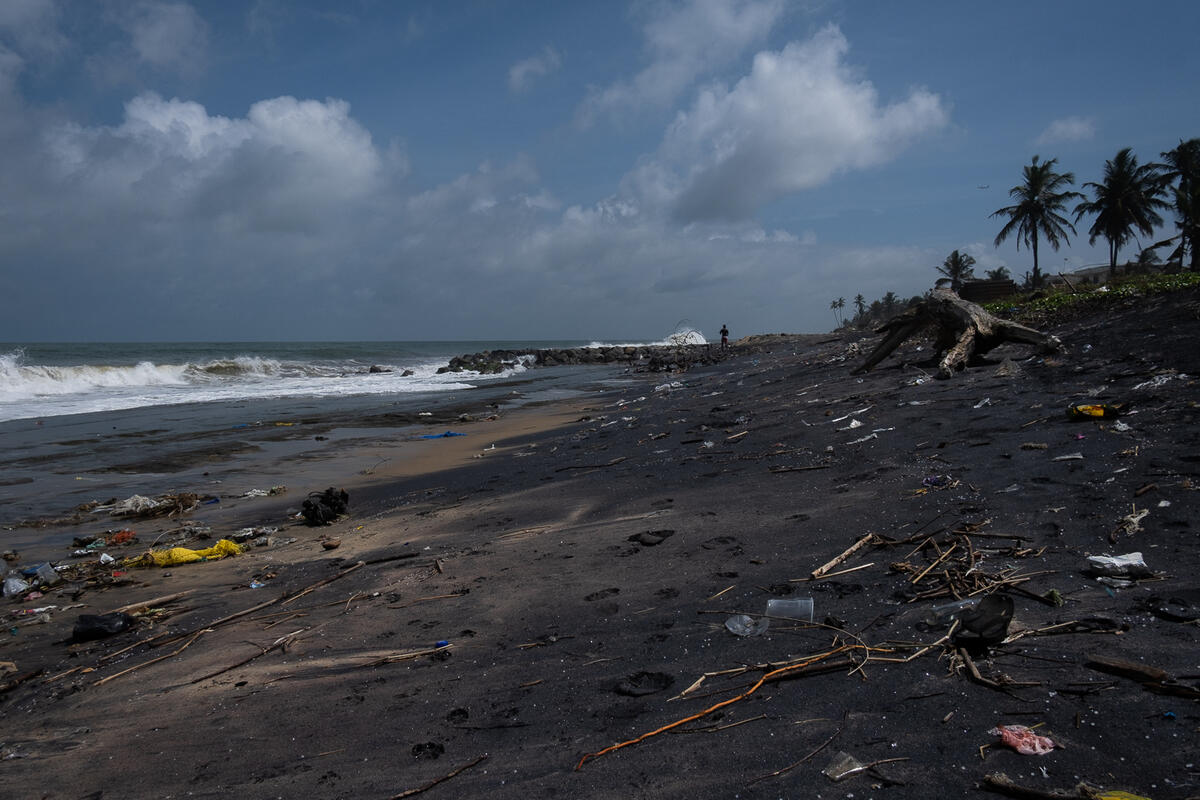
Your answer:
(0, 0), (67, 60)
(1035, 116), (1095, 145)
(126, 1), (208, 72)
(576, 0), (782, 127)
(632, 24), (948, 222)
(44, 93), (382, 233)
(508, 46), (562, 93)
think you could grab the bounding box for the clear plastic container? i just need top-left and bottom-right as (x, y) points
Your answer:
(765, 597), (814, 622)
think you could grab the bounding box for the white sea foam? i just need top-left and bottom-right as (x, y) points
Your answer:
(0, 348), (518, 422)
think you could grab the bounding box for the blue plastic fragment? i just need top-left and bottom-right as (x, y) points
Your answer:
(420, 431), (466, 439)
(435, 640), (450, 647)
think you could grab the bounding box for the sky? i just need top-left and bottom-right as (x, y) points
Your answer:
(1, 0), (1197, 342)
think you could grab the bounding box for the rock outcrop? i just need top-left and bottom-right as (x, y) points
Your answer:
(436, 344), (724, 375)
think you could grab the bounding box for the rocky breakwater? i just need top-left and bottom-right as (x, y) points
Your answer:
(436, 343), (722, 375)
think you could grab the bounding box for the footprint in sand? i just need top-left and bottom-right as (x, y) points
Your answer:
(584, 587), (620, 601)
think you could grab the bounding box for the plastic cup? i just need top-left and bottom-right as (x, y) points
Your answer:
(765, 597), (814, 622)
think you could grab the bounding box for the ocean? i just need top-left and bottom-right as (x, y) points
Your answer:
(0, 338), (701, 544)
(0, 340), (626, 423)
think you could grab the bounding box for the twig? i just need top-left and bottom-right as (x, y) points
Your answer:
(359, 644), (451, 667)
(576, 648), (850, 770)
(153, 596), (283, 648)
(555, 456), (626, 472)
(768, 464), (831, 473)
(386, 592), (468, 609)
(97, 631), (172, 663)
(674, 714), (767, 734)
(109, 591), (192, 615)
(190, 629), (305, 684)
(811, 534), (875, 579)
(910, 543), (957, 584)
(282, 560), (365, 606)
(387, 754), (489, 799)
(793, 562), (874, 582)
(95, 630), (206, 686)
(749, 727), (842, 783)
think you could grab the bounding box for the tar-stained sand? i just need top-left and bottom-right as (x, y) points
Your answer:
(3, 289), (1200, 800)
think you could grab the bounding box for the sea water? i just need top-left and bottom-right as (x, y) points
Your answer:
(0, 340), (610, 422)
(0, 335), (705, 532)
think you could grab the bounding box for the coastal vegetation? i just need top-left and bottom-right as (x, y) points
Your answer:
(832, 137), (1199, 331)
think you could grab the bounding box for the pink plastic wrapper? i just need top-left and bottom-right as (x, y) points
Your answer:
(989, 724), (1055, 755)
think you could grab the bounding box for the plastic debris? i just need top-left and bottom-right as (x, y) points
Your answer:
(1086, 552), (1153, 579)
(71, 612), (136, 642)
(1068, 403), (1125, 420)
(765, 597), (813, 622)
(301, 487), (349, 526)
(822, 751), (867, 781)
(724, 614), (768, 636)
(3, 575), (30, 598)
(136, 539), (243, 568)
(1053, 452), (1085, 461)
(420, 431), (466, 439)
(989, 724), (1055, 755)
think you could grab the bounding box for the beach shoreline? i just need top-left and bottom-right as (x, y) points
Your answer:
(2, 293), (1199, 799)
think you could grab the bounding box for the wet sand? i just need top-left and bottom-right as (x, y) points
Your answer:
(2, 289), (1199, 799)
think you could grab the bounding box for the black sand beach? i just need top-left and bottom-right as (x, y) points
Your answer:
(2, 288), (1199, 799)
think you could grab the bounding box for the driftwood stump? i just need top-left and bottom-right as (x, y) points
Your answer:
(852, 288), (1061, 378)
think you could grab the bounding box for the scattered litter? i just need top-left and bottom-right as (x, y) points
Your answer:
(231, 526), (279, 543)
(997, 484), (1021, 493)
(822, 751), (867, 781)
(847, 432), (877, 445)
(1068, 403), (1125, 420)
(1113, 420), (1132, 432)
(1111, 507), (1149, 539)
(3, 576), (30, 598)
(1020, 442), (1048, 450)
(421, 431), (466, 439)
(831, 405), (873, 423)
(71, 612), (136, 643)
(836, 419), (863, 430)
(989, 724), (1055, 755)
(1132, 372), (1188, 391)
(654, 381), (683, 393)
(240, 486), (284, 497)
(301, 487), (349, 526)
(973, 397), (991, 409)
(1085, 552), (1153, 579)
(1053, 452), (1084, 461)
(135, 539), (243, 568)
(765, 597), (813, 622)
(94, 493), (200, 519)
(724, 614), (768, 637)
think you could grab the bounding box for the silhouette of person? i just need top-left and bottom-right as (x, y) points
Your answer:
(720, 324), (729, 350)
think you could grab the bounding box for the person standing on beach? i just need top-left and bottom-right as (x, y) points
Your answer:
(720, 324), (729, 350)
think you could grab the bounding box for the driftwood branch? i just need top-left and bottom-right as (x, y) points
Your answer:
(853, 289), (1061, 378)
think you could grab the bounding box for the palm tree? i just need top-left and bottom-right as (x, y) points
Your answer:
(936, 249), (977, 291)
(829, 299), (841, 327)
(1160, 138), (1200, 270)
(985, 266), (1011, 280)
(881, 291), (899, 316)
(853, 294), (866, 323)
(1073, 147), (1169, 277)
(991, 155), (1082, 288)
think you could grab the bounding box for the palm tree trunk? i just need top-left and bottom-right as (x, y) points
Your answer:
(1031, 234), (1041, 287)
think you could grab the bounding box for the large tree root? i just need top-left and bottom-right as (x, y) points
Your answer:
(852, 288), (1061, 378)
